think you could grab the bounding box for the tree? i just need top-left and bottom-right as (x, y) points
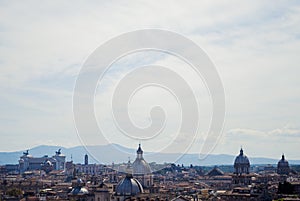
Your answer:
(6, 188), (23, 197)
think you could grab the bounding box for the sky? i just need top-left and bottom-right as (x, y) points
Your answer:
(0, 1), (300, 160)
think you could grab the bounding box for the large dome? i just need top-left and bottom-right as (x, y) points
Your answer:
(234, 148), (250, 175)
(277, 154), (290, 175)
(132, 159), (151, 175)
(115, 174), (143, 196)
(132, 144), (151, 175)
(278, 154), (289, 167)
(234, 148), (250, 165)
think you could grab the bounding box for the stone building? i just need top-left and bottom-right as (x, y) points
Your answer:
(19, 149), (65, 173)
(75, 154), (104, 175)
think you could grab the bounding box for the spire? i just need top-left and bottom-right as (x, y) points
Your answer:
(84, 154), (88, 165)
(137, 143), (143, 154)
(136, 144), (143, 159)
(282, 154), (285, 161)
(240, 147), (244, 155)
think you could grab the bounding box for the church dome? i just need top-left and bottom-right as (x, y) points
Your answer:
(70, 178), (89, 195)
(278, 154), (289, 167)
(132, 159), (151, 175)
(132, 144), (151, 175)
(277, 154), (290, 175)
(70, 186), (89, 195)
(234, 148), (250, 165)
(234, 148), (250, 175)
(115, 174), (143, 196)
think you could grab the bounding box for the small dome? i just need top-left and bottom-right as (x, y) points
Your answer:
(70, 186), (89, 195)
(115, 174), (143, 196)
(70, 178), (88, 195)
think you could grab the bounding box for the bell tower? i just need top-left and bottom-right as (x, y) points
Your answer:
(84, 154), (88, 165)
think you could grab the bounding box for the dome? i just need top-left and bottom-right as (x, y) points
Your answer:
(70, 186), (89, 195)
(115, 174), (143, 196)
(234, 148), (250, 165)
(278, 154), (289, 167)
(132, 144), (151, 175)
(132, 159), (151, 175)
(277, 154), (290, 175)
(234, 148), (250, 175)
(70, 178), (89, 195)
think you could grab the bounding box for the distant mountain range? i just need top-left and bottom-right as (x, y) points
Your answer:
(0, 144), (299, 166)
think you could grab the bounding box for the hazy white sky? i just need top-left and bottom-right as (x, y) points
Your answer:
(0, 1), (300, 159)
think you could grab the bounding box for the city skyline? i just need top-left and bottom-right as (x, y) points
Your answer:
(1, 143), (300, 166)
(0, 1), (300, 159)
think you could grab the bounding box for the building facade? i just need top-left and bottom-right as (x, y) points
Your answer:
(19, 149), (66, 173)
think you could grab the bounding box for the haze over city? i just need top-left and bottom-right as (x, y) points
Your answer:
(0, 1), (300, 160)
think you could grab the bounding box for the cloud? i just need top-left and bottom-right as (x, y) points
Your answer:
(227, 127), (300, 138)
(0, 1), (299, 157)
(218, 126), (300, 159)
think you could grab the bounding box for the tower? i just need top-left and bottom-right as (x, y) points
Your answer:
(84, 154), (88, 165)
(136, 144), (143, 159)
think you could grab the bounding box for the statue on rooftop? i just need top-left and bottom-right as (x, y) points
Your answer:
(56, 148), (61, 155)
